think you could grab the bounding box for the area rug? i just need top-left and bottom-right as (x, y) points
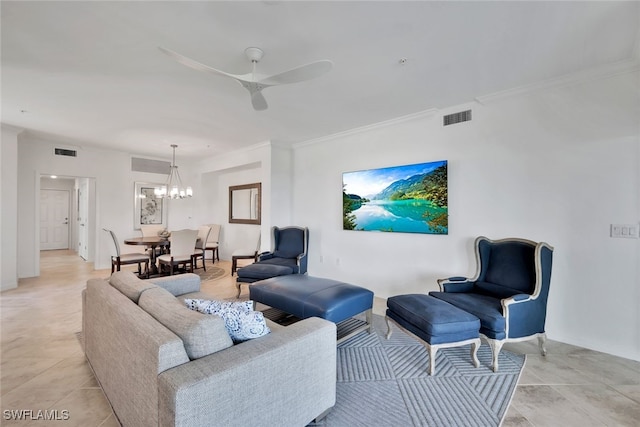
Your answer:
(314, 314), (525, 427)
(195, 265), (227, 282)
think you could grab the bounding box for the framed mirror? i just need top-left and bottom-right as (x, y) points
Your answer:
(229, 183), (261, 224)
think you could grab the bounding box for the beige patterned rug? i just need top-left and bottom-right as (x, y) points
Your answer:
(195, 265), (227, 282)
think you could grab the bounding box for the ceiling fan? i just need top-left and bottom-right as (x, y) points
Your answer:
(159, 46), (333, 111)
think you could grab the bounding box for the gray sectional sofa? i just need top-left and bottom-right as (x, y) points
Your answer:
(82, 271), (336, 427)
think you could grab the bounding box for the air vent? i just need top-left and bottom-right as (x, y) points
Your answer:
(54, 148), (77, 157)
(131, 157), (171, 174)
(443, 110), (472, 126)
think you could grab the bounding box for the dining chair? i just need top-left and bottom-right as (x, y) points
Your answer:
(204, 224), (221, 263)
(192, 225), (212, 271)
(140, 224), (166, 255)
(157, 229), (199, 275)
(231, 233), (261, 276)
(104, 228), (149, 278)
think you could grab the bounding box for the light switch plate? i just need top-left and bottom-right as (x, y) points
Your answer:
(610, 224), (639, 239)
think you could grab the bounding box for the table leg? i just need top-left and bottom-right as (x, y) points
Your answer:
(148, 244), (159, 275)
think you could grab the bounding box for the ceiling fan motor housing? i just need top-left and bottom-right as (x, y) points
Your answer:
(245, 47), (264, 63)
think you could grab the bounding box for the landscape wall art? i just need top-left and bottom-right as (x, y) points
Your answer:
(342, 160), (448, 234)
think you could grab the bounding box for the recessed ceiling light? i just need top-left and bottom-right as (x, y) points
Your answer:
(50, 175), (57, 179)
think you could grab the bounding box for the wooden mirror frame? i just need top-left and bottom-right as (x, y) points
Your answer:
(229, 183), (262, 225)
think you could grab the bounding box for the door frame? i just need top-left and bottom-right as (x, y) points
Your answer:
(33, 173), (97, 276)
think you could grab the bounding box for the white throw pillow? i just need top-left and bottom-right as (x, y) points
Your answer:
(184, 299), (270, 343)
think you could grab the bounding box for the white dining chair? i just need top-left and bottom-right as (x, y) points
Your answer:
(192, 225), (212, 271)
(157, 229), (198, 275)
(204, 224), (221, 263)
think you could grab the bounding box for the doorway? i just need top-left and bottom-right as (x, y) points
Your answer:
(37, 176), (96, 272)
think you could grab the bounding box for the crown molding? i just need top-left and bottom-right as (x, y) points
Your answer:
(475, 58), (640, 105)
(294, 108), (439, 149)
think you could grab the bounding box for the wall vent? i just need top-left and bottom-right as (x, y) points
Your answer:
(54, 148), (77, 157)
(443, 110), (472, 126)
(131, 157), (171, 175)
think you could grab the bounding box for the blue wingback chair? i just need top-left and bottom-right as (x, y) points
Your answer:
(236, 226), (309, 296)
(429, 236), (553, 371)
(257, 226), (309, 274)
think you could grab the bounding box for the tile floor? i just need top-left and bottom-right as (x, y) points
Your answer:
(1, 250), (639, 426)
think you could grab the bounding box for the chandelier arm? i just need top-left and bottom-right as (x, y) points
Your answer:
(155, 145), (192, 199)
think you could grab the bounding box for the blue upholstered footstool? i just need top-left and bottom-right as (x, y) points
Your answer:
(386, 294), (481, 375)
(250, 275), (374, 343)
(235, 264), (293, 298)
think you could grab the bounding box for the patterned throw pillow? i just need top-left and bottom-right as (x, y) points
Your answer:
(184, 299), (270, 343)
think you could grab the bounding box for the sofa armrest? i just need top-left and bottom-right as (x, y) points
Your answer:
(149, 273), (201, 296)
(436, 277), (474, 292)
(158, 317), (336, 427)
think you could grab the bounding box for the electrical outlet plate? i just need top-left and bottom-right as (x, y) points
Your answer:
(610, 224), (639, 239)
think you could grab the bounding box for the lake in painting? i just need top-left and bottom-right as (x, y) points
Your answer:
(343, 160), (448, 234)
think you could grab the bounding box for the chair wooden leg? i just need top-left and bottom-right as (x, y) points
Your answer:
(538, 333), (547, 356)
(486, 338), (504, 372)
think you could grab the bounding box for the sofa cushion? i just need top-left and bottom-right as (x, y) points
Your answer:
(139, 287), (233, 360)
(149, 273), (201, 296)
(483, 242), (535, 294)
(258, 257), (300, 273)
(109, 271), (158, 303)
(474, 281), (521, 299)
(273, 228), (304, 259)
(184, 299), (271, 343)
(237, 263), (293, 280)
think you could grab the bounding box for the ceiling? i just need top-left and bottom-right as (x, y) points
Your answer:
(2, 1), (639, 160)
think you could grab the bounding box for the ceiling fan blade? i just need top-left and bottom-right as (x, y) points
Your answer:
(251, 91), (268, 111)
(158, 47), (240, 80)
(259, 60), (333, 86)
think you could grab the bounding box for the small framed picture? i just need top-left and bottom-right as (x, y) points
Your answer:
(134, 182), (167, 229)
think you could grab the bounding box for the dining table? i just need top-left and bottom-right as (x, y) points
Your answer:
(124, 236), (170, 276)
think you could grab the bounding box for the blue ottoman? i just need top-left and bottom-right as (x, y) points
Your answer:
(386, 294), (481, 375)
(235, 264), (293, 298)
(250, 275), (374, 343)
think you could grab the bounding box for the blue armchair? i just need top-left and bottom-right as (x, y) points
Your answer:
(236, 226), (309, 296)
(256, 226), (309, 274)
(429, 236), (553, 371)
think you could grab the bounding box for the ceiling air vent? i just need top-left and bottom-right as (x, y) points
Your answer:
(54, 148), (77, 157)
(443, 109), (472, 126)
(131, 157), (171, 175)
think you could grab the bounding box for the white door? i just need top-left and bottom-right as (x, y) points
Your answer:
(40, 189), (70, 250)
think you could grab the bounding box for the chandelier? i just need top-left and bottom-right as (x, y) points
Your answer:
(154, 144), (193, 199)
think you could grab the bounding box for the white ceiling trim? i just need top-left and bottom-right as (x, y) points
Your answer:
(294, 108), (440, 149)
(476, 58), (640, 105)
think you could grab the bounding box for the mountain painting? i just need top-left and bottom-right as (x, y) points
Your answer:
(343, 160), (448, 234)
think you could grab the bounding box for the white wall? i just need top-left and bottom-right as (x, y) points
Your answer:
(193, 142), (292, 258)
(292, 71), (640, 361)
(1, 126), (19, 291)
